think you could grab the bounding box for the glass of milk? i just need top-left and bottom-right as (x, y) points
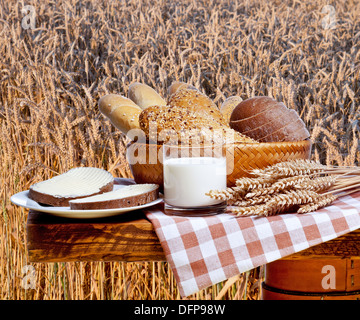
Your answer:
(163, 143), (227, 216)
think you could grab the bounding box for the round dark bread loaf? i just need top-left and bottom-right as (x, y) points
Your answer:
(240, 110), (300, 137)
(230, 103), (289, 133)
(258, 119), (310, 142)
(229, 96), (310, 142)
(229, 96), (280, 122)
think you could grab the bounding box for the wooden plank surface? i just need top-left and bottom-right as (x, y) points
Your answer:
(26, 207), (360, 263)
(26, 205), (166, 263)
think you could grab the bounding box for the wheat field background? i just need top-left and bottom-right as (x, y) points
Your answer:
(1, 0), (359, 300)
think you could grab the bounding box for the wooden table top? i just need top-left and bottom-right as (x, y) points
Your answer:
(26, 206), (360, 263)
(26, 204), (166, 263)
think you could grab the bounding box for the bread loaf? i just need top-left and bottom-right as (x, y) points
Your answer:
(138, 105), (257, 145)
(168, 81), (197, 97)
(230, 96), (309, 142)
(98, 94), (142, 135)
(230, 104), (292, 133)
(239, 109), (298, 138)
(220, 96), (243, 124)
(258, 119), (310, 142)
(168, 88), (228, 126)
(128, 82), (166, 109)
(29, 167), (114, 207)
(69, 184), (159, 210)
(230, 96), (283, 122)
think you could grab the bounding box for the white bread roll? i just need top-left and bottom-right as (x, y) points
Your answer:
(168, 81), (197, 97)
(220, 96), (243, 124)
(128, 82), (166, 109)
(98, 94), (142, 135)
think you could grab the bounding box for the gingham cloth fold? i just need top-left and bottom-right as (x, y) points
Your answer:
(144, 192), (360, 297)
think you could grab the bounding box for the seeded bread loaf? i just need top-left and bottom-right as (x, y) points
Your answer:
(138, 105), (257, 145)
(69, 184), (159, 210)
(128, 82), (166, 109)
(29, 167), (114, 207)
(98, 94), (142, 135)
(168, 89), (228, 126)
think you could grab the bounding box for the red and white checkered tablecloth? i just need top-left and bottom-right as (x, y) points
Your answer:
(144, 192), (360, 297)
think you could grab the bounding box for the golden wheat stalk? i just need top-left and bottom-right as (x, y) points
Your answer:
(230, 204), (271, 217)
(212, 160), (360, 217)
(293, 175), (337, 192)
(206, 187), (241, 201)
(297, 194), (338, 214)
(250, 159), (328, 178)
(245, 176), (311, 198)
(231, 194), (274, 207)
(266, 189), (320, 210)
(235, 177), (274, 191)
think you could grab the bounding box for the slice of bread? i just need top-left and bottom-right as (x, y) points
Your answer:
(29, 167), (114, 207)
(69, 184), (159, 210)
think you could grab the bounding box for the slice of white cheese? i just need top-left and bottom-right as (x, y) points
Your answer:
(30, 167), (114, 198)
(70, 184), (158, 204)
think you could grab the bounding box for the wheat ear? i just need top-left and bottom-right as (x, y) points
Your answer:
(294, 175), (337, 192)
(235, 177), (274, 191)
(251, 159), (327, 178)
(205, 187), (241, 201)
(297, 194), (338, 214)
(231, 204), (271, 217)
(245, 176), (311, 198)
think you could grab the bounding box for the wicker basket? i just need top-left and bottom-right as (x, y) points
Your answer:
(126, 139), (312, 187)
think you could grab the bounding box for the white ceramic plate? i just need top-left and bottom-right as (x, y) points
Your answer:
(10, 184), (163, 219)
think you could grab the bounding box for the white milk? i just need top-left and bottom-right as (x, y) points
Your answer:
(163, 157), (227, 208)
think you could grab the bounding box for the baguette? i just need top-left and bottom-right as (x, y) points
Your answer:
(98, 94), (142, 135)
(128, 82), (166, 109)
(69, 184), (159, 210)
(220, 96), (242, 124)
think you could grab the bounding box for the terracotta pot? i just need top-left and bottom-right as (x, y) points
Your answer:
(126, 139), (312, 187)
(262, 259), (360, 300)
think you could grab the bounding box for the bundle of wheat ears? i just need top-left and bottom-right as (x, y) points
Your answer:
(206, 159), (360, 217)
